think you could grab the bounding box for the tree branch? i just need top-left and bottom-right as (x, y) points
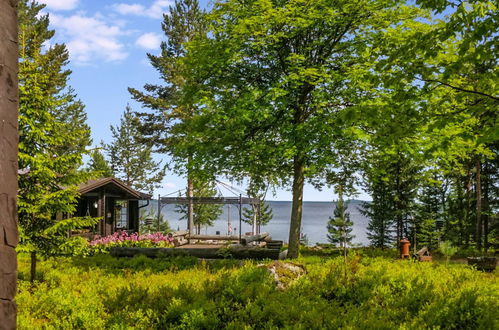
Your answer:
(419, 78), (499, 102)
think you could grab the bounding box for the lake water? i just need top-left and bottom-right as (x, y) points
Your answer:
(143, 200), (370, 245)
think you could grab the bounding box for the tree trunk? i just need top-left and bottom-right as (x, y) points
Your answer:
(187, 171), (194, 243)
(464, 169), (472, 247)
(483, 161), (490, 250)
(475, 159), (482, 250)
(395, 161), (402, 246)
(30, 252), (37, 283)
(287, 154), (305, 259)
(0, 0), (19, 327)
(252, 204), (257, 235)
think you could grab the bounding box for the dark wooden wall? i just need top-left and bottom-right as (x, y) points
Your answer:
(0, 0), (19, 328)
(128, 200), (139, 232)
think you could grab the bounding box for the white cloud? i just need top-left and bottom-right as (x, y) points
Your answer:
(113, 3), (145, 16)
(39, 0), (79, 11)
(49, 13), (128, 64)
(136, 32), (161, 49)
(113, 0), (173, 19)
(164, 182), (177, 189)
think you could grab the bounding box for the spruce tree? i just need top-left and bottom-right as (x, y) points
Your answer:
(327, 189), (354, 260)
(174, 179), (222, 234)
(106, 105), (166, 195)
(361, 175), (396, 249)
(413, 174), (444, 250)
(18, 0), (97, 281)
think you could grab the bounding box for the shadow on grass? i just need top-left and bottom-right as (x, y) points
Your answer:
(68, 253), (245, 275)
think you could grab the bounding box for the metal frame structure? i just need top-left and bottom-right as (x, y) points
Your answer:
(157, 194), (261, 242)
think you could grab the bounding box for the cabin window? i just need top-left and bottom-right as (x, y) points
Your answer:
(115, 200), (128, 230)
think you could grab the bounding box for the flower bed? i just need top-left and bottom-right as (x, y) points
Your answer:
(89, 231), (174, 253)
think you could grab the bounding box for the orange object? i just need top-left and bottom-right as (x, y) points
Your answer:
(400, 238), (411, 259)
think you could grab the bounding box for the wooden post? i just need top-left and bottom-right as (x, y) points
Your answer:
(239, 194), (242, 242)
(99, 190), (106, 236)
(0, 0), (19, 327)
(157, 194), (161, 232)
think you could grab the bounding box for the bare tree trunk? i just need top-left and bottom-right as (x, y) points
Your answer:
(252, 204), (257, 235)
(187, 170), (194, 243)
(30, 252), (37, 283)
(395, 161), (402, 246)
(464, 169), (472, 247)
(287, 154), (305, 259)
(475, 159), (482, 250)
(483, 161), (490, 250)
(0, 0), (19, 327)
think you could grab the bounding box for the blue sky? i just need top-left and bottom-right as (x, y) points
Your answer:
(38, 0), (370, 201)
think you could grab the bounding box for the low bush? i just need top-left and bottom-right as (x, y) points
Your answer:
(17, 253), (498, 329)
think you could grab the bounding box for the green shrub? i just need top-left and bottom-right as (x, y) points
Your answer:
(17, 252), (498, 329)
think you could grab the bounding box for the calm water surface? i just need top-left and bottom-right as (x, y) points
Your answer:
(144, 200), (369, 245)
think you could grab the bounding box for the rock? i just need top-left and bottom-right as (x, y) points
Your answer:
(260, 261), (307, 290)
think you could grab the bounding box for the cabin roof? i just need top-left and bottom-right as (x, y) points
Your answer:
(78, 177), (151, 200)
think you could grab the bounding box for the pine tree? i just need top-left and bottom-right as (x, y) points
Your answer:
(129, 0), (206, 157)
(174, 179), (222, 234)
(327, 189), (354, 259)
(129, 0), (207, 234)
(18, 0), (97, 281)
(139, 208), (171, 234)
(87, 149), (113, 178)
(242, 181), (273, 233)
(106, 105), (166, 195)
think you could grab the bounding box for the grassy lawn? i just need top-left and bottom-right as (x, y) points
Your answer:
(17, 253), (498, 329)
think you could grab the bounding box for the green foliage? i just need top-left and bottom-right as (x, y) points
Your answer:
(176, 0), (424, 258)
(327, 191), (354, 249)
(174, 179), (223, 233)
(86, 149), (113, 178)
(17, 253), (498, 329)
(361, 181), (395, 249)
(439, 241), (459, 264)
(139, 208), (171, 234)
(242, 180), (273, 230)
(106, 105), (166, 195)
(17, 0), (97, 261)
(129, 0), (206, 170)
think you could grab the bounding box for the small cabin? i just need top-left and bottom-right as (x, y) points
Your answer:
(67, 177), (151, 238)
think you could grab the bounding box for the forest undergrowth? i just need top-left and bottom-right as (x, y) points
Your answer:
(17, 252), (498, 329)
